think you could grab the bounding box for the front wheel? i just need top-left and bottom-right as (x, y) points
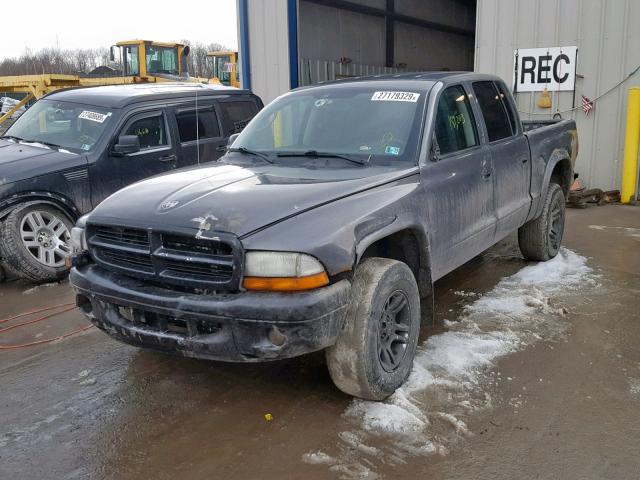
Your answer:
(518, 183), (566, 261)
(0, 204), (73, 282)
(326, 258), (421, 400)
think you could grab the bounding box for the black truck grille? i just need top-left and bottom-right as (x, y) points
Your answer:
(87, 225), (243, 291)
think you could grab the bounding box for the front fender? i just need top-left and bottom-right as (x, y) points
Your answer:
(0, 191), (81, 221)
(241, 176), (424, 277)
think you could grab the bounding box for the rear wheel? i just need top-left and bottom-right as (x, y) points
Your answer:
(518, 183), (566, 261)
(0, 204), (73, 282)
(326, 258), (421, 400)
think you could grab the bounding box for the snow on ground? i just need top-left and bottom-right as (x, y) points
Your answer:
(304, 248), (598, 478)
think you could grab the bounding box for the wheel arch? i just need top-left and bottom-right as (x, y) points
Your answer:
(0, 192), (81, 222)
(355, 225), (434, 325)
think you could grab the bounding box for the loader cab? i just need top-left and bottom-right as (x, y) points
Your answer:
(110, 41), (189, 79)
(208, 51), (239, 88)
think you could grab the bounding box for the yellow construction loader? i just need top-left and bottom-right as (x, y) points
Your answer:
(0, 40), (239, 125)
(207, 50), (240, 88)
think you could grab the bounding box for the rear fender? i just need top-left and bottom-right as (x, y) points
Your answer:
(530, 149), (571, 221)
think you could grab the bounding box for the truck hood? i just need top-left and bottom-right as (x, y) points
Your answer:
(89, 162), (418, 238)
(0, 140), (84, 185)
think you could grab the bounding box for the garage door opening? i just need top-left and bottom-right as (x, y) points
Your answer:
(298, 0), (477, 85)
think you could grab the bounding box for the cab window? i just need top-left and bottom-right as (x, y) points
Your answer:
(176, 108), (221, 143)
(123, 46), (139, 76)
(434, 85), (479, 155)
(473, 81), (513, 142)
(146, 46), (178, 75)
(122, 114), (168, 150)
(220, 101), (259, 135)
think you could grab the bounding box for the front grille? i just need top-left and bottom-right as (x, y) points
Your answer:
(88, 224), (242, 291)
(94, 226), (150, 247)
(98, 248), (154, 272)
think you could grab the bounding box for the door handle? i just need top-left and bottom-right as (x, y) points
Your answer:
(481, 167), (492, 179)
(521, 157), (529, 163)
(159, 154), (176, 163)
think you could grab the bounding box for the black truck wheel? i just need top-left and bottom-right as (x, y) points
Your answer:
(518, 183), (566, 261)
(326, 258), (421, 400)
(0, 204), (73, 282)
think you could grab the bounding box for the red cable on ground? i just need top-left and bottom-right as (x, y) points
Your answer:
(0, 302), (76, 324)
(0, 302), (93, 350)
(0, 325), (93, 350)
(0, 305), (77, 333)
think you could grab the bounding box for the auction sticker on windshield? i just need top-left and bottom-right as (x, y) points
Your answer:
(371, 91), (420, 102)
(78, 111), (111, 123)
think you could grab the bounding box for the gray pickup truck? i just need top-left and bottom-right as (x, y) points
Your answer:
(69, 73), (577, 400)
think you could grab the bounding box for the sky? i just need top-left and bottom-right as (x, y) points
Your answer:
(0, 0), (238, 58)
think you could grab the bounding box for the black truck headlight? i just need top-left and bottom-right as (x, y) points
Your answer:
(242, 251), (329, 291)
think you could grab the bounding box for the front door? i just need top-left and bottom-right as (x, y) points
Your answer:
(423, 84), (497, 280)
(94, 110), (177, 206)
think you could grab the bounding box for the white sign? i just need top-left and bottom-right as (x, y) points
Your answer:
(78, 110), (110, 123)
(371, 91), (420, 102)
(513, 46), (578, 92)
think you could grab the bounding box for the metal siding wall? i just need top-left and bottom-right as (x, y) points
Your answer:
(299, 2), (387, 66)
(476, 0), (640, 190)
(246, 0), (292, 104)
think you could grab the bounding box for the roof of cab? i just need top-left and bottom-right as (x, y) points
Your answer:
(294, 71), (503, 92)
(43, 83), (254, 109)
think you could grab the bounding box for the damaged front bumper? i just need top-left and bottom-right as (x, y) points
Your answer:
(70, 265), (351, 362)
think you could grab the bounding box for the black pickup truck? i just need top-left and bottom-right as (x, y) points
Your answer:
(69, 73), (577, 400)
(0, 83), (262, 282)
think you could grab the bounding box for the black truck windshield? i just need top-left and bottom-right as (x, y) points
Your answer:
(5, 99), (114, 153)
(233, 86), (427, 164)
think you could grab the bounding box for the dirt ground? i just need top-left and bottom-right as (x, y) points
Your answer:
(1, 204), (639, 480)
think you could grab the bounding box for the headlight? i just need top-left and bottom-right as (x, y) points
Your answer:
(70, 226), (87, 252)
(70, 214), (90, 253)
(243, 251), (329, 291)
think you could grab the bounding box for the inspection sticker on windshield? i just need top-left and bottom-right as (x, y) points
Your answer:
(78, 111), (110, 123)
(371, 91), (420, 102)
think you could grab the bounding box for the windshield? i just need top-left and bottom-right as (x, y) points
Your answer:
(146, 46), (179, 75)
(5, 99), (114, 153)
(232, 86), (427, 164)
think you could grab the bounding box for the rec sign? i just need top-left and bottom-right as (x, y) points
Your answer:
(513, 46), (578, 92)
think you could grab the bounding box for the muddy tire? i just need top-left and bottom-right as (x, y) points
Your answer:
(326, 258), (421, 400)
(0, 204), (73, 283)
(518, 183), (566, 261)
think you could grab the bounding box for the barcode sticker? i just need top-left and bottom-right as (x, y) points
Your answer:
(371, 91), (420, 102)
(78, 111), (110, 123)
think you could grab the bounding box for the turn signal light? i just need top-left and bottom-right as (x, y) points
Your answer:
(243, 272), (329, 292)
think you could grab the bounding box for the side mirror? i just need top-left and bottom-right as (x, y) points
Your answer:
(430, 135), (441, 162)
(113, 135), (140, 156)
(109, 45), (116, 62)
(227, 133), (240, 147)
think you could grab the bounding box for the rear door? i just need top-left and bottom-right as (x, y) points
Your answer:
(472, 80), (531, 240)
(423, 84), (497, 279)
(170, 101), (227, 167)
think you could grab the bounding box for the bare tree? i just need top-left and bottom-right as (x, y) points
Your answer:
(0, 42), (227, 77)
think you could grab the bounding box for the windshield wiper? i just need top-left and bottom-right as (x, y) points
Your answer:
(276, 150), (368, 166)
(227, 146), (274, 164)
(22, 139), (64, 150)
(0, 135), (24, 142)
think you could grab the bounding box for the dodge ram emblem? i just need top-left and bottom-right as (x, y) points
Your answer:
(160, 200), (179, 210)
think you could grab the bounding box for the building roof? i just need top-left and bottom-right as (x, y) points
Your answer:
(44, 83), (252, 108)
